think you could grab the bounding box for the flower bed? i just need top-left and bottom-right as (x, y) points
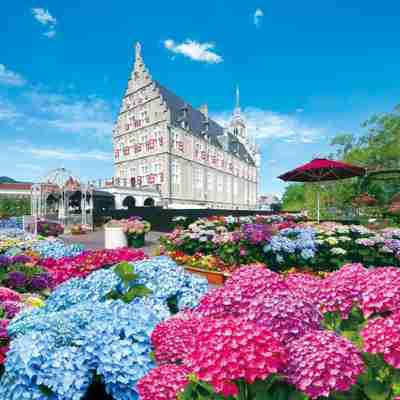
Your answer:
(0, 256), (208, 399)
(137, 264), (400, 399)
(0, 255), (53, 293)
(40, 247), (147, 285)
(161, 218), (400, 274)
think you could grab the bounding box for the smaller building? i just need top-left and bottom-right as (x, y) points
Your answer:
(0, 183), (32, 198)
(96, 179), (162, 209)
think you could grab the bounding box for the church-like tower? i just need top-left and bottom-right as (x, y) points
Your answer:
(230, 86), (247, 140)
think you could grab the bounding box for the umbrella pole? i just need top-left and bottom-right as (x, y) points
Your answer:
(317, 190), (320, 224)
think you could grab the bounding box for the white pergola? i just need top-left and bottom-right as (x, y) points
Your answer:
(31, 168), (94, 232)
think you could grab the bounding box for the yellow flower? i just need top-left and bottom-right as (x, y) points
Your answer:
(25, 296), (45, 308)
(325, 237), (339, 246)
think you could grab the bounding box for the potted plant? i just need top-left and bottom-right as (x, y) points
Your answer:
(123, 217), (151, 248)
(70, 224), (87, 235)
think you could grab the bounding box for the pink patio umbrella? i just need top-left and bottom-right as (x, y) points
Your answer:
(278, 158), (366, 222)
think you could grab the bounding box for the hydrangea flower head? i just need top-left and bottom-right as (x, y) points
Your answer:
(0, 288), (22, 303)
(286, 331), (364, 398)
(361, 312), (400, 368)
(151, 315), (202, 364)
(194, 267), (288, 318)
(137, 364), (190, 400)
(243, 294), (323, 343)
(361, 267), (400, 317)
(185, 318), (287, 395)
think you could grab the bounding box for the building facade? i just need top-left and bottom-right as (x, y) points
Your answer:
(113, 43), (261, 209)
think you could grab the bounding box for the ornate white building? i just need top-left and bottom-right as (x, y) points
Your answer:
(113, 43), (261, 209)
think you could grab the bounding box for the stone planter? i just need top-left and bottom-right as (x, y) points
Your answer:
(184, 266), (228, 285)
(127, 233), (145, 248)
(104, 226), (127, 249)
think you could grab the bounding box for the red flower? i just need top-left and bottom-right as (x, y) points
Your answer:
(151, 313), (203, 365)
(361, 312), (400, 368)
(137, 364), (190, 400)
(185, 318), (287, 395)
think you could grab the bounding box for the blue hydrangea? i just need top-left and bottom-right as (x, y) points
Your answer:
(4, 237), (85, 259)
(1, 256), (208, 400)
(264, 227), (317, 261)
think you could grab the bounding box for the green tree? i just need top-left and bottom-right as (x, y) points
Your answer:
(281, 104), (400, 218)
(0, 198), (31, 217)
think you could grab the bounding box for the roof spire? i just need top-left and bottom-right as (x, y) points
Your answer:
(135, 42), (142, 61)
(234, 84), (241, 118)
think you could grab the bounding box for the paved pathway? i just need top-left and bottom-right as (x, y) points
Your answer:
(60, 229), (164, 256)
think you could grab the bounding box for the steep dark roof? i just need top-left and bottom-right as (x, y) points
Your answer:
(155, 81), (222, 140)
(155, 81), (254, 164)
(155, 81), (255, 165)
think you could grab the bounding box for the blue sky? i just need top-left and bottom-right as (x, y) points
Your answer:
(0, 1), (399, 196)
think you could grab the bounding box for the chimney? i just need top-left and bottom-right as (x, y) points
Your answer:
(199, 104), (208, 119)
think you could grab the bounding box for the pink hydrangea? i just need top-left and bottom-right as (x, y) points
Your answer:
(361, 312), (400, 368)
(286, 265), (368, 319)
(0, 287), (22, 303)
(193, 287), (236, 318)
(242, 294), (322, 343)
(225, 266), (287, 293)
(194, 267), (289, 319)
(361, 267), (400, 317)
(286, 331), (364, 399)
(285, 273), (320, 306)
(328, 263), (368, 291)
(185, 317), (287, 396)
(316, 274), (362, 319)
(137, 364), (190, 400)
(151, 315), (202, 364)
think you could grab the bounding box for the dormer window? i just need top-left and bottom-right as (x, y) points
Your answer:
(181, 120), (188, 130)
(181, 105), (188, 118)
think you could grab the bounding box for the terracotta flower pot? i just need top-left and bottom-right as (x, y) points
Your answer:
(184, 266), (228, 285)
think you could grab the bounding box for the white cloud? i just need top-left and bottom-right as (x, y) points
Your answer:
(254, 8), (264, 27)
(15, 147), (111, 161)
(26, 91), (114, 138)
(31, 8), (57, 26)
(0, 64), (26, 86)
(31, 8), (57, 38)
(212, 107), (324, 144)
(164, 39), (223, 64)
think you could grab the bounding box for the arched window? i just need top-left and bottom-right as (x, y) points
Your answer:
(144, 197), (155, 207)
(122, 196), (136, 209)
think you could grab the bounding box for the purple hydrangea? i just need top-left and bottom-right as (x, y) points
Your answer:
(242, 294), (323, 343)
(286, 331), (364, 398)
(0, 256), (11, 268)
(0, 319), (9, 340)
(0, 301), (21, 319)
(30, 273), (53, 291)
(6, 271), (28, 289)
(11, 255), (32, 265)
